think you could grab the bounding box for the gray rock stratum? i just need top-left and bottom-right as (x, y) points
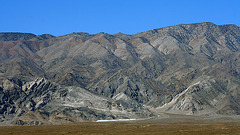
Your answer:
(1, 22), (240, 125)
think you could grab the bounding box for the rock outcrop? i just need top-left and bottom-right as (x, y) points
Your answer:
(0, 78), (152, 125)
(1, 22), (240, 125)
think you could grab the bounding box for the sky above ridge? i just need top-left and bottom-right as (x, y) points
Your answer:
(0, 0), (239, 36)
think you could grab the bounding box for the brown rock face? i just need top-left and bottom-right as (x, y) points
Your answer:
(1, 22), (240, 125)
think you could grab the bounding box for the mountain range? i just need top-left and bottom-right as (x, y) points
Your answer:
(1, 22), (240, 125)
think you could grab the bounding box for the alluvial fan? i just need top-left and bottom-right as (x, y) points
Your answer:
(1, 22), (240, 125)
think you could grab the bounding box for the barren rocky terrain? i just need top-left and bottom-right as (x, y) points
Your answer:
(1, 22), (240, 125)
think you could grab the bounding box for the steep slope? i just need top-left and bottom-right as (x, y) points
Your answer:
(0, 78), (152, 125)
(155, 77), (240, 115)
(1, 22), (240, 125)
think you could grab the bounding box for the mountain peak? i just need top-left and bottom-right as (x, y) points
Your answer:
(1, 22), (240, 125)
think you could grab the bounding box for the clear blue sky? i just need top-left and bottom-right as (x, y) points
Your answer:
(0, 0), (239, 36)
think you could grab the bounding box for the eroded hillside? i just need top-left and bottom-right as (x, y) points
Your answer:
(1, 22), (240, 125)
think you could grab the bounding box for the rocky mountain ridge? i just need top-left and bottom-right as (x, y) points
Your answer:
(1, 22), (240, 125)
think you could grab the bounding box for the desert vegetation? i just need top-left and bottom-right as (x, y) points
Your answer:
(0, 122), (240, 135)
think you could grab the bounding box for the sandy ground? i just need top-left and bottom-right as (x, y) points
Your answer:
(1, 114), (240, 135)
